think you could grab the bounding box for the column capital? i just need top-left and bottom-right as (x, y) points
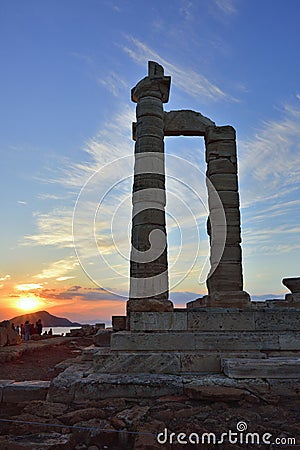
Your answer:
(131, 61), (171, 103)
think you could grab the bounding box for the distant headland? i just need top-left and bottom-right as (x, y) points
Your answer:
(9, 310), (81, 327)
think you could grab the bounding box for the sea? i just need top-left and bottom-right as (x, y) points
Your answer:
(42, 326), (80, 336)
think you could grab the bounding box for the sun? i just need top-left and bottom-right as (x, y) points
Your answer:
(17, 296), (44, 312)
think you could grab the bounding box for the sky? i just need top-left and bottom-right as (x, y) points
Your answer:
(1, 0), (300, 324)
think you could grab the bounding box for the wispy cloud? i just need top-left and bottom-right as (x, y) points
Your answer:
(23, 209), (74, 248)
(122, 36), (235, 102)
(15, 283), (43, 291)
(39, 285), (126, 302)
(239, 102), (300, 206)
(0, 275), (11, 282)
(34, 257), (79, 280)
(97, 71), (128, 97)
(213, 0), (238, 15)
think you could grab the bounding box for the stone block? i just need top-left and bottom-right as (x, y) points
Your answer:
(135, 136), (164, 153)
(254, 309), (300, 331)
(47, 364), (88, 403)
(282, 277), (300, 293)
(127, 298), (173, 313)
(163, 110), (215, 136)
(180, 353), (221, 372)
(205, 125), (236, 144)
(94, 329), (114, 347)
(205, 141), (236, 162)
(209, 173), (238, 191)
(132, 208), (165, 226)
(207, 158), (237, 175)
(136, 116), (164, 139)
(223, 357), (300, 379)
(194, 331), (279, 351)
(205, 293), (251, 309)
(73, 373), (184, 401)
(210, 245), (242, 265)
(208, 191), (239, 209)
(207, 276), (243, 293)
(129, 311), (187, 331)
(137, 97), (164, 119)
(210, 225), (242, 245)
(111, 331), (287, 352)
(112, 316), (127, 331)
(94, 351), (181, 374)
(279, 332), (300, 350)
(111, 331), (196, 351)
(134, 152), (165, 176)
(187, 310), (255, 331)
(3, 380), (50, 403)
(285, 293), (300, 303)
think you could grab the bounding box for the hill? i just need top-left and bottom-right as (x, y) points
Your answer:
(9, 310), (81, 327)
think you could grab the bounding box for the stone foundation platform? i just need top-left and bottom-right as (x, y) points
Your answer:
(46, 302), (300, 402)
(93, 304), (300, 375)
(47, 362), (300, 403)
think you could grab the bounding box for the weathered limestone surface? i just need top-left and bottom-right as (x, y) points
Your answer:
(129, 308), (300, 332)
(223, 357), (300, 379)
(130, 311), (187, 331)
(205, 125), (250, 305)
(111, 331), (300, 351)
(163, 110), (215, 136)
(129, 61), (171, 310)
(48, 367), (300, 402)
(2, 380), (50, 402)
(283, 277), (300, 303)
(93, 329), (113, 347)
(92, 349), (267, 374)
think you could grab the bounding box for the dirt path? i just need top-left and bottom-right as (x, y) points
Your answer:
(0, 336), (93, 381)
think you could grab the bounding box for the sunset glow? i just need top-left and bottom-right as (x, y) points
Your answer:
(1, 2), (299, 325)
(16, 296), (45, 312)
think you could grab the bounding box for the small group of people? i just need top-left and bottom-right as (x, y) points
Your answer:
(12, 319), (44, 341)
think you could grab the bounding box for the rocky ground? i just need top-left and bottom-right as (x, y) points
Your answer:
(0, 339), (299, 449)
(0, 336), (94, 381)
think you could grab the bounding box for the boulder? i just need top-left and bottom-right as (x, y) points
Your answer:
(0, 322), (21, 346)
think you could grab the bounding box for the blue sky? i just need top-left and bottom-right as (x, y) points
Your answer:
(1, 0), (300, 322)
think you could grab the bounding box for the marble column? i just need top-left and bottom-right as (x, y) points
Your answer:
(127, 61), (173, 313)
(205, 125), (250, 305)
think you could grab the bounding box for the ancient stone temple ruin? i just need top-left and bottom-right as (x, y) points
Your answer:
(48, 61), (300, 404)
(128, 61), (250, 313)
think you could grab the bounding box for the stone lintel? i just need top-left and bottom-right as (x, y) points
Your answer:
(163, 110), (215, 137)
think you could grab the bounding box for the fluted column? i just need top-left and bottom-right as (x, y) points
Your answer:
(127, 61), (173, 313)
